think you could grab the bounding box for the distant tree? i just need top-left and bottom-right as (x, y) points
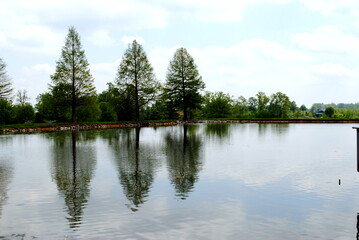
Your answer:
(202, 91), (233, 118)
(50, 26), (96, 122)
(36, 93), (55, 122)
(311, 103), (324, 112)
(116, 40), (159, 121)
(0, 58), (13, 100)
(99, 102), (117, 122)
(299, 104), (307, 111)
(233, 96), (249, 118)
(256, 92), (270, 118)
(76, 95), (100, 122)
(325, 106), (335, 118)
(13, 103), (35, 123)
(0, 99), (12, 124)
(164, 47), (205, 121)
(248, 97), (258, 114)
(16, 89), (30, 105)
(268, 92), (291, 118)
(290, 101), (298, 112)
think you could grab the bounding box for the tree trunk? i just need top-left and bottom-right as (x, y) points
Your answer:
(135, 82), (140, 122)
(134, 53), (140, 122)
(71, 44), (76, 123)
(181, 52), (187, 121)
(183, 105), (188, 121)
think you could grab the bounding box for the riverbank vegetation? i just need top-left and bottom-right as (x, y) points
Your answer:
(1, 27), (359, 125)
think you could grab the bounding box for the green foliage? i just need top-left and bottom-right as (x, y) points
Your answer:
(116, 40), (159, 121)
(312, 102), (359, 110)
(36, 84), (100, 122)
(99, 102), (117, 122)
(268, 92), (291, 118)
(334, 108), (359, 118)
(325, 106), (335, 118)
(50, 26), (96, 122)
(248, 97), (258, 114)
(36, 91), (70, 122)
(232, 96), (250, 118)
(143, 99), (169, 120)
(202, 91), (233, 118)
(290, 101), (298, 112)
(0, 99), (13, 124)
(164, 47), (205, 121)
(76, 95), (101, 122)
(255, 92), (270, 118)
(300, 104), (307, 111)
(12, 103), (35, 124)
(99, 84), (136, 121)
(0, 57), (13, 100)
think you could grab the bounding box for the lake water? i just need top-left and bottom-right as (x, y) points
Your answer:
(1, 123), (359, 239)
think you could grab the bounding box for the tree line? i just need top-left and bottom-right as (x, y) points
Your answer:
(0, 27), (358, 124)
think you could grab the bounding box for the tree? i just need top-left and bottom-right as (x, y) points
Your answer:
(0, 58), (13, 100)
(50, 26), (96, 122)
(164, 47), (205, 121)
(202, 91), (233, 118)
(256, 92), (270, 118)
(299, 104), (307, 111)
(16, 89), (30, 105)
(248, 97), (258, 114)
(13, 103), (35, 123)
(233, 96), (249, 118)
(116, 40), (159, 121)
(268, 92), (291, 118)
(0, 99), (12, 124)
(99, 102), (117, 122)
(325, 106), (335, 118)
(290, 101), (298, 112)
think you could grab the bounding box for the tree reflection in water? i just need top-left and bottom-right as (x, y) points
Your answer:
(49, 131), (96, 229)
(104, 127), (156, 212)
(0, 161), (12, 218)
(257, 123), (289, 138)
(165, 125), (203, 200)
(205, 123), (230, 142)
(0, 136), (13, 218)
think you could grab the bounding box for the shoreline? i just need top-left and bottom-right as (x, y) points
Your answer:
(1, 119), (359, 134)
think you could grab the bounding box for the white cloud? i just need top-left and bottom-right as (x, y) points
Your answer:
(33, 64), (53, 74)
(310, 62), (356, 79)
(12, 66), (52, 103)
(0, 0), (169, 30)
(88, 30), (115, 47)
(158, 0), (292, 23)
(121, 36), (145, 45)
(0, 0), (168, 55)
(0, 24), (63, 55)
(90, 59), (122, 92)
(300, 0), (359, 16)
(292, 25), (359, 54)
(150, 40), (311, 102)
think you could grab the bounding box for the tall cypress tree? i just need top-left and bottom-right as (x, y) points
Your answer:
(164, 48), (205, 121)
(116, 40), (159, 121)
(50, 27), (96, 122)
(0, 57), (13, 100)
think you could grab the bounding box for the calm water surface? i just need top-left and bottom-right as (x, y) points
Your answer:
(1, 123), (359, 239)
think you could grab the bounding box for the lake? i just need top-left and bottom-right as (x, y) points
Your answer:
(1, 123), (359, 239)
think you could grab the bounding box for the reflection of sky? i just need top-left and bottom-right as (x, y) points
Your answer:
(1, 124), (359, 239)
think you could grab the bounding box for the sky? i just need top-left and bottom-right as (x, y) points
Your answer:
(1, 0), (359, 107)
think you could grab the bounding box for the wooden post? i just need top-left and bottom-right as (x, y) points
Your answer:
(353, 127), (359, 172)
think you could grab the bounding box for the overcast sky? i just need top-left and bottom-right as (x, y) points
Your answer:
(1, 0), (359, 107)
